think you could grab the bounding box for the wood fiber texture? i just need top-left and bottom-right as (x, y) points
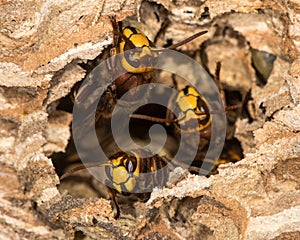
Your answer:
(0, 0), (299, 239)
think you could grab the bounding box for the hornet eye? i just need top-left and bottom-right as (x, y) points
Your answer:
(105, 165), (113, 180)
(124, 50), (141, 68)
(126, 158), (137, 174)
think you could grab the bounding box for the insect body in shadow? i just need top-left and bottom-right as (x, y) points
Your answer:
(60, 149), (173, 219)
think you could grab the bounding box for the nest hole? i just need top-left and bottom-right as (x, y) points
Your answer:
(50, 15), (248, 211)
